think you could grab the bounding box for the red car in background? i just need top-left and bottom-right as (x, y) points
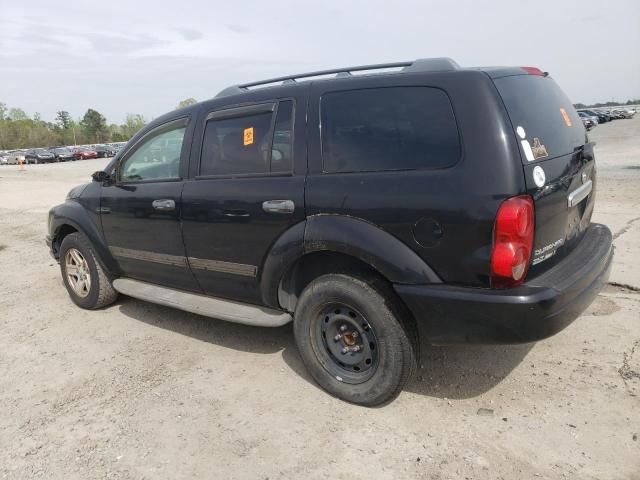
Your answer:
(73, 147), (98, 160)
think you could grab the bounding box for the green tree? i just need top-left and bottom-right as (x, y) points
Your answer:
(176, 98), (197, 109)
(8, 108), (28, 121)
(122, 113), (146, 138)
(80, 108), (109, 143)
(55, 110), (73, 130)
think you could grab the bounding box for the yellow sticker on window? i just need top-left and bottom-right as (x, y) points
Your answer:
(243, 127), (254, 146)
(560, 108), (572, 127)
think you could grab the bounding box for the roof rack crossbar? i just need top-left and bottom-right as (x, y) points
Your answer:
(238, 61), (412, 89)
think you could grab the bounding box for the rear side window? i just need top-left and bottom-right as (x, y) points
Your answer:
(200, 100), (294, 176)
(272, 100), (294, 173)
(321, 87), (460, 173)
(493, 75), (585, 162)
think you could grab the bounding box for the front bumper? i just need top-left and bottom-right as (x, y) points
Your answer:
(46, 233), (58, 260)
(395, 223), (613, 345)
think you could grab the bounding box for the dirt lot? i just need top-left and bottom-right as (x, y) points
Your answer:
(1, 118), (639, 480)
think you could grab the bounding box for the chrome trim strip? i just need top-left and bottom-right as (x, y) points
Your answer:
(113, 278), (291, 327)
(188, 257), (257, 277)
(567, 180), (593, 208)
(109, 246), (187, 267)
(109, 246), (258, 277)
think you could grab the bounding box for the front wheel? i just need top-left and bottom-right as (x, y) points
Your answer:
(59, 232), (118, 309)
(294, 274), (417, 406)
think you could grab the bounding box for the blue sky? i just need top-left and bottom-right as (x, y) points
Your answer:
(0, 0), (638, 123)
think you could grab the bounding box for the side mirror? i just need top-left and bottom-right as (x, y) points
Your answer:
(92, 170), (110, 183)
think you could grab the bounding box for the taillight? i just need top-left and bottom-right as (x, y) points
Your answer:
(521, 66), (545, 76)
(491, 195), (534, 289)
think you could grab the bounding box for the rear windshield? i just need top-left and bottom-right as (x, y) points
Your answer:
(494, 75), (585, 163)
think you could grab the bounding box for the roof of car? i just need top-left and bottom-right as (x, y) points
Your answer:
(214, 57), (462, 99)
(142, 58), (543, 136)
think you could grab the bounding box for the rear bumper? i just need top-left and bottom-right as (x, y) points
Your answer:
(395, 223), (613, 345)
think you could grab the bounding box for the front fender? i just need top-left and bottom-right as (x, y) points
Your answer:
(304, 214), (442, 284)
(48, 200), (119, 275)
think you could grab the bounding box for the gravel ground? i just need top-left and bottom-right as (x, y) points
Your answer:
(0, 118), (639, 480)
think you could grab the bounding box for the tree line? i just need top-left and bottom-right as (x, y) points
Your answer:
(573, 98), (640, 109)
(0, 98), (198, 150)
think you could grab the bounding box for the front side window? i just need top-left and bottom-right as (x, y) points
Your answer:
(200, 100), (294, 177)
(321, 87), (460, 173)
(119, 125), (186, 182)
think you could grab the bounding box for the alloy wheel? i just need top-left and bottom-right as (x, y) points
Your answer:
(64, 248), (91, 298)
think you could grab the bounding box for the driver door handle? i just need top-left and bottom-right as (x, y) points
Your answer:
(262, 199), (295, 214)
(152, 199), (175, 211)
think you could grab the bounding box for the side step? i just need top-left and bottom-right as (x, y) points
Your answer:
(112, 278), (292, 327)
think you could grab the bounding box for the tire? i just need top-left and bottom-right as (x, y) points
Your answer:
(294, 274), (417, 406)
(59, 232), (118, 309)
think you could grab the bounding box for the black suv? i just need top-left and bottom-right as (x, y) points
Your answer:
(47, 58), (613, 406)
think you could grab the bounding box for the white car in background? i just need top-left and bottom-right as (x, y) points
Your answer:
(5, 150), (26, 165)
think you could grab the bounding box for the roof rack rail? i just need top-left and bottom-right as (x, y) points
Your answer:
(215, 57), (459, 98)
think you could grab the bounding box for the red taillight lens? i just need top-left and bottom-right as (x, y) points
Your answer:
(521, 66), (545, 76)
(491, 195), (534, 288)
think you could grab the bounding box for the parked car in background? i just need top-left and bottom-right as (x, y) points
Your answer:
(0, 151), (9, 165)
(94, 144), (117, 158)
(580, 109), (609, 123)
(73, 147), (98, 160)
(578, 111), (598, 126)
(5, 150), (26, 165)
(618, 109), (636, 119)
(25, 148), (56, 164)
(112, 142), (127, 154)
(50, 147), (76, 162)
(581, 117), (595, 130)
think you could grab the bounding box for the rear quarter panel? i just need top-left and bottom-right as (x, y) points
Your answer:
(306, 71), (525, 286)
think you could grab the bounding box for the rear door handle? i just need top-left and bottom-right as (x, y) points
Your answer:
(262, 200), (295, 214)
(152, 199), (176, 211)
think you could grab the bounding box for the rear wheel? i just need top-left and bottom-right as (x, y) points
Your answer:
(59, 233), (118, 309)
(294, 274), (417, 406)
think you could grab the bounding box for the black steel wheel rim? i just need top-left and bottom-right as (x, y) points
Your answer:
(312, 303), (379, 384)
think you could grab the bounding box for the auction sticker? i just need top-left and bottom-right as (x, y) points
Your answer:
(243, 127), (254, 146)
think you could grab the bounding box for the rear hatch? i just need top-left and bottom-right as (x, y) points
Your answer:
(493, 72), (596, 276)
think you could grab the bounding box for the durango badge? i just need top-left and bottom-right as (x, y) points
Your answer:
(533, 166), (546, 188)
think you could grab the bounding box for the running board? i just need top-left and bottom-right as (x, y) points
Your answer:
(112, 278), (292, 327)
